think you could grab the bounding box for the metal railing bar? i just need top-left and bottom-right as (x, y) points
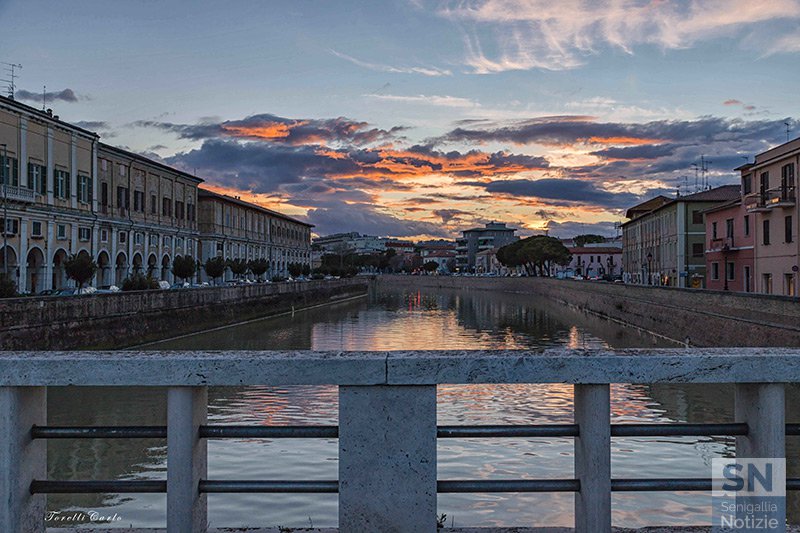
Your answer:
(30, 480), (166, 494)
(437, 479), (580, 492)
(437, 424), (578, 437)
(201, 425), (338, 438)
(612, 479), (711, 491)
(611, 423), (748, 437)
(200, 480), (338, 493)
(31, 425), (167, 439)
(31, 422), (780, 440)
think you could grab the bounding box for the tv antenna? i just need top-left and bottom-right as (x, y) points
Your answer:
(1, 62), (22, 99)
(691, 156), (711, 191)
(785, 122), (791, 143)
(42, 85), (46, 110)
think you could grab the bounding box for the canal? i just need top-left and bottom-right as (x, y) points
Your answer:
(46, 284), (800, 529)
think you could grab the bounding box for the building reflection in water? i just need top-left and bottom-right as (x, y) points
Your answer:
(46, 285), (800, 528)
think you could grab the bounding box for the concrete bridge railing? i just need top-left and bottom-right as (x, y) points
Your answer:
(1, 348), (799, 532)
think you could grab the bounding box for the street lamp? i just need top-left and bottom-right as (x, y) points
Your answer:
(646, 252), (653, 286)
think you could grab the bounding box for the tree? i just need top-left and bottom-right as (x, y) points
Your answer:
(122, 272), (160, 291)
(573, 234), (606, 247)
(497, 235), (571, 277)
(248, 258), (269, 281)
(171, 255), (197, 283)
(287, 262), (304, 278)
(0, 273), (17, 298)
(65, 254), (97, 288)
(204, 256), (226, 284)
(423, 260), (439, 273)
(227, 258), (249, 280)
(302, 264), (311, 276)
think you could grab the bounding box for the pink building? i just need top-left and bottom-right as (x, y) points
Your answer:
(703, 199), (755, 292)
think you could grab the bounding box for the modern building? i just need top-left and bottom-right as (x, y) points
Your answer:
(197, 189), (312, 280)
(556, 244), (623, 279)
(740, 136), (799, 296)
(422, 249), (456, 273)
(455, 222), (518, 272)
(703, 199), (755, 292)
(312, 232), (387, 254)
(622, 185), (741, 287)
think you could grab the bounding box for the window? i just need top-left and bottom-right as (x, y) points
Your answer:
(175, 201), (185, 220)
(149, 234), (159, 247)
(101, 182), (109, 207)
(787, 273), (797, 297)
(31, 221), (43, 238)
(150, 194), (157, 214)
(163, 236), (172, 248)
(712, 221), (718, 239)
(78, 175), (92, 203)
(134, 232), (144, 245)
(55, 169), (70, 199)
(691, 242), (704, 257)
(744, 215), (750, 236)
(763, 273), (773, 294)
(691, 210), (703, 224)
(78, 227), (91, 241)
(27, 162), (45, 192)
(116, 186), (130, 210)
(162, 197), (172, 216)
(100, 229), (109, 243)
(760, 172), (769, 197)
(118, 231), (127, 244)
(176, 237), (184, 248)
(726, 262), (735, 281)
(786, 216), (793, 243)
(711, 262), (719, 280)
(781, 163), (795, 198)
(100, 159), (109, 172)
(725, 218), (734, 239)
(1, 218), (19, 235)
(1, 155), (19, 187)
(187, 203), (195, 222)
(742, 174), (752, 195)
(763, 219), (770, 245)
(744, 266), (752, 292)
(56, 224), (67, 239)
(118, 164), (127, 177)
(133, 190), (144, 212)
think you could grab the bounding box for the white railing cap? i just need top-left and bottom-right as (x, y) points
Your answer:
(1, 348), (800, 386)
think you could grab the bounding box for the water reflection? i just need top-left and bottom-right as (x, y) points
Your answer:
(47, 286), (799, 528)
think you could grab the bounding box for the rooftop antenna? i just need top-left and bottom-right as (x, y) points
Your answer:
(693, 155), (711, 190)
(0, 62), (22, 99)
(785, 122), (791, 143)
(42, 85), (46, 111)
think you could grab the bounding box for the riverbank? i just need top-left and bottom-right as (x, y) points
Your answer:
(0, 278), (369, 350)
(376, 275), (800, 346)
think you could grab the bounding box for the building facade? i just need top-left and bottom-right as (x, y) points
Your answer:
(556, 244), (622, 279)
(455, 222), (518, 271)
(622, 186), (740, 288)
(0, 95), (202, 293)
(703, 200), (755, 292)
(197, 189), (312, 280)
(740, 136), (799, 296)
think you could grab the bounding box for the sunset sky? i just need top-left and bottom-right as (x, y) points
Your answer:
(2, 0), (799, 239)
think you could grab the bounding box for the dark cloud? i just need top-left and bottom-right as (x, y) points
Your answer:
(15, 88), (82, 104)
(432, 208), (472, 224)
(306, 202), (449, 238)
(590, 143), (680, 160)
(474, 178), (641, 209)
(73, 120), (110, 130)
(135, 114), (408, 146)
(546, 220), (618, 238)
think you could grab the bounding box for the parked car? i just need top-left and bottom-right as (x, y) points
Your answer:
(158, 280), (171, 290)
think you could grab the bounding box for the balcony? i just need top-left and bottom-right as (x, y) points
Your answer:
(708, 236), (736, 253)
(743, 192), (770, 212)
(766, 186), (796, 209)
(0, 184), (35, 203)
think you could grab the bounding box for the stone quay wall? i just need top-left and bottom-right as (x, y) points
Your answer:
(0, 278), (369, 350)
(376, 275), (800, 347)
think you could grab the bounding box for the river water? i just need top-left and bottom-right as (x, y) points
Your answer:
(46, 285), (799, 529)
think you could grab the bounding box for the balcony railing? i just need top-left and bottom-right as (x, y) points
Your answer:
(744, 192), (770, 212)
(0, 183), (36, 203)
(1, 349), (799, 532)
(708, 236), (735, 252)
(766, 186), (797, 208)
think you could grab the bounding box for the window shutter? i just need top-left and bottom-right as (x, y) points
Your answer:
(65, 172), (71, 199)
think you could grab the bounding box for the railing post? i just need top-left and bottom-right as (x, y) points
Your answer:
(734, 383), (786, 530)
(574, 384), (611, 533)
(167, 386), (208, 533)
(339, 385), (437, 533)
(0, 386), (46, 533)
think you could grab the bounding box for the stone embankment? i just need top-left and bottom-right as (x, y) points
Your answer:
(377, 275), (800, 347)
(0, 278), (368, 350)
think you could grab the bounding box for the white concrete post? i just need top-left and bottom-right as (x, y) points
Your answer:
(574, 384), (611, 533)
(735, 383), (786, 459)
(339, 385), (437, 533)
(0, 387), (46, 533)
(167, 386), (207, 533)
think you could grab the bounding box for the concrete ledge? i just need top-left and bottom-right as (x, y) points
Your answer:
(2, 348), (800, 386)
